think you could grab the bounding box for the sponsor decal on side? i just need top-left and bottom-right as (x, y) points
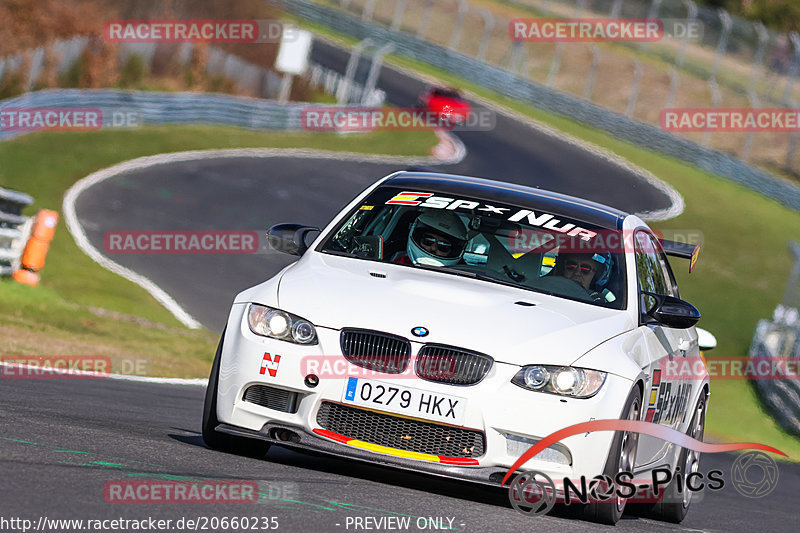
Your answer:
(260, 353), (281, 377)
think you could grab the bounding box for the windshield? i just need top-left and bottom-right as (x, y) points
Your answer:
(319, 187), (627, 309)
(431, 87), (461, 99)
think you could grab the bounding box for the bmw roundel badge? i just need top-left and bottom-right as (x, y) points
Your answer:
(411, 327), (429, 337)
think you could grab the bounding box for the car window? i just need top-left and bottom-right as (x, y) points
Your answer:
(634, 230), (675, 312)
(319, 186), (627, 309)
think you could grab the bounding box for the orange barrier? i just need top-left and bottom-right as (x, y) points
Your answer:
(16, 210), (58, 286)
(31, 209), (58, 242)
(21, 236), (51, 271)
(12, 269), (40, 287)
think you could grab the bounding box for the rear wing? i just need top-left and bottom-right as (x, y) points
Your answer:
(660, 240), (701, 273)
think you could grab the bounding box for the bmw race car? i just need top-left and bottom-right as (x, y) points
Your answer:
(202, 171), (712, 525)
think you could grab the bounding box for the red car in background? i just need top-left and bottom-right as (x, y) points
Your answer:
(418, 86), (472, 125)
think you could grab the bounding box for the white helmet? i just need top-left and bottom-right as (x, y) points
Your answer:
(407, 210), (467, 267)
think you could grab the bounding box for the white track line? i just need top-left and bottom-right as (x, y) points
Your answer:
(63, 146), (465, 332)
(374, 56), (685, 221)
(0, 361), (207, 386)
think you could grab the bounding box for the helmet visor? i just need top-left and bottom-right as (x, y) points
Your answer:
(411, 222), (466, 260)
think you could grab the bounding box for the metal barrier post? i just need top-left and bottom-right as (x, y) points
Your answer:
(448, 0), (470, 52)
(584, 45), (601, 100)
(784, 32), (800, 170)
(477, 9), (495, 62)
(362, 0), (378, 22)
(665, 0), (698, 109)
(337, 38), (373, 104)
(391, 0), (409, 32)
(782, 32), (800, 104)
(702, 9), (732, 147)
(546, 0), (586, 87)
(639, 0), (663, 52)
(362, 43), (395, 104)
(626, 59), (643, 118)
(743, 22), (769, 162)
(711, 8), (733, 81)
(417, 0), (435, 39)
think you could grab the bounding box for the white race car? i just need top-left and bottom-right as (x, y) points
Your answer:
(203, 171), (711, 524)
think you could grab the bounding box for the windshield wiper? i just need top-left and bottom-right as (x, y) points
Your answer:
(410, 263), (478, 279)
(411, 264), (530, 291)
(472, 272), (527, 290)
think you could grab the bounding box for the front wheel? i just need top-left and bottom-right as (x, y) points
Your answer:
(645, 392), (707, 523)
(202, 329), (270, 457)
(581, 386), (641, 525)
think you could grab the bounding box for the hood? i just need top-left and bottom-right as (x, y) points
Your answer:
(269, 253), (634, 368)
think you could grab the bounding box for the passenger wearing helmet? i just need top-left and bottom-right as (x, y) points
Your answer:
(392, 210), (468, 267)
(554, 252), (614, 301)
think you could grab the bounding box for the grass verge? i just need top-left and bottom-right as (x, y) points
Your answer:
(0, 125), (437, 378)
(295, 19), (800, 459)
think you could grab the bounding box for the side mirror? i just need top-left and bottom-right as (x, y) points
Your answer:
(642, 291), (701, 329)
(267, 224), (321, 256)
(696, 327), (717, 351)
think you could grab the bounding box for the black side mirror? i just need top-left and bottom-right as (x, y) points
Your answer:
(267, 224), (321, 256)
(642, 291), (700, 329)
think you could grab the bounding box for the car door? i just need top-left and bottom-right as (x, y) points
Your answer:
(633, 229), (695, 468)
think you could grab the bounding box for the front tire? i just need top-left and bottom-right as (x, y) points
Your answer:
(581, 386), (641, 525)
(644, 392), (707, 523)
(202, 329), (270, 457)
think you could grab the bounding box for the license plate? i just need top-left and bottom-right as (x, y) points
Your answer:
(341, 377), (467, 425)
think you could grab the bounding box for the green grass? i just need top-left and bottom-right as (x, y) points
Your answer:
(294, 18), (800, 460)
(0, 125), (437, 377)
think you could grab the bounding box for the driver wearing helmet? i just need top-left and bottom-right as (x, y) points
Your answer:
(554, 251), (615, 301)
(393, 210), (468, 267)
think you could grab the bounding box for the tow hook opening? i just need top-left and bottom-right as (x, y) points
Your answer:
(270, 428), (301, 443)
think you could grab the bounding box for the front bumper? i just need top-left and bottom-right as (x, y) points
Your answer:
(217, 303), (636, 483)
(216, 421), (515, 487)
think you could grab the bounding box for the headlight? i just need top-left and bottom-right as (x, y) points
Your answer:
(247, 304), (318, 345)
(512, 365), (606, 398)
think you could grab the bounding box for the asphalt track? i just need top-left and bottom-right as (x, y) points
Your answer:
(3, 40), (796, 532)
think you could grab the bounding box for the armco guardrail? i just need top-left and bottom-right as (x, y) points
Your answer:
(0, 89), (313, 142)
(750, 314), (800, 436)
(749, 243), (800, 436)
(0, 187), (34, 276)
(285, 0), (800, 214)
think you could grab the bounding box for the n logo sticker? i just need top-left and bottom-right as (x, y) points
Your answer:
(260, 353), (281, 377)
